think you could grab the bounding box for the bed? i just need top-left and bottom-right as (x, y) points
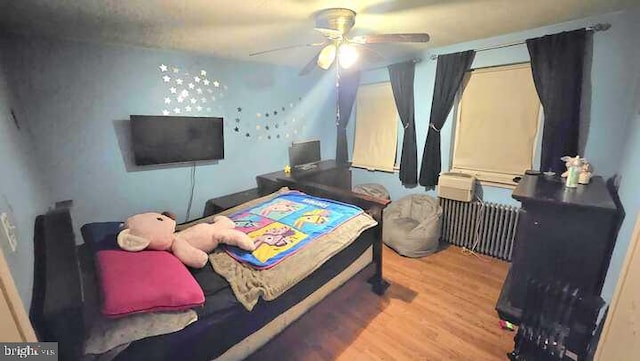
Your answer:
(31, 180), (389, 361)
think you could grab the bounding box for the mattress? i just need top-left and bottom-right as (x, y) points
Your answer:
(80, 221), (375, 361)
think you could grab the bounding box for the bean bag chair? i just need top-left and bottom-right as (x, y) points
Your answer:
(382, 194), (442, 257)
(352, 183), (391, 200)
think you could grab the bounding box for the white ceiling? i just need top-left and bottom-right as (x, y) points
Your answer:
(0, 0), (638, 69)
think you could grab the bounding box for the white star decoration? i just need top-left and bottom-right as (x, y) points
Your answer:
(159, 65), (226, 115)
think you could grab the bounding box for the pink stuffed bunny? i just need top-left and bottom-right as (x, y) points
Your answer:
(117, 212), (255, 268)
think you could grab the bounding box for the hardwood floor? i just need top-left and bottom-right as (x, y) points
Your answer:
(247, 245), (513, 361)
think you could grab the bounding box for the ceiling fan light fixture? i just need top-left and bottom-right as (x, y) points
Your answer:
(317, 44), (337, 69)
(338, 43), (359, 69)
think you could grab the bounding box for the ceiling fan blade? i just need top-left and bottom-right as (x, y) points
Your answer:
(250, 42), (325, 57)
(350, 33), (430, 44)
(299, 50), (322, 76)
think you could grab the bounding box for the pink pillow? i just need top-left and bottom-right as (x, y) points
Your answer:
(96, 250), (204, 318)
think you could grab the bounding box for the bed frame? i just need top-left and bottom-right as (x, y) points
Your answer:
(30, 182), (389, 361)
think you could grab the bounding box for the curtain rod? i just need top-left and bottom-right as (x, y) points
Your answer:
(428, 23), (611, 61)
(361, 57), (422, 72)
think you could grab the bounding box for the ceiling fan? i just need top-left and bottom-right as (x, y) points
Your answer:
(249, 8), (430, 75)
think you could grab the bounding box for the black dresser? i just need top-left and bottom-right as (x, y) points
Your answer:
(496, 175), (618, 323)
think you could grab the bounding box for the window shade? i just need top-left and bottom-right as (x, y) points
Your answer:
(452, 64), (540, 180)
(352, 82), (399, 172)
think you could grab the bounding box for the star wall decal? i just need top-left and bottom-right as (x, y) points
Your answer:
(164, 97), (171, 104)
(172, 67), (180, 73)
(162, 75), (171, 82)
(176, 78), (183, 85)
(188, 83), (195, 89)
(159, 64), (168, 72)
(162, 109), (170, 115)
(200, 70), (207, 76)
(190, 98), (197, 104)
(173, 107), (181, 114)
(185, 105), (192, 112)
(203, 79), (210, 86)
(170, 87), (177, 94)
(213, 81), (220, 87)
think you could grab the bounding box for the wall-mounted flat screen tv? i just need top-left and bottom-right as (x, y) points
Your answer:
(130, 115), (224, 166)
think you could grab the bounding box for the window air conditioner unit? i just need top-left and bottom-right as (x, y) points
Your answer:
(438, 172), (476, 202)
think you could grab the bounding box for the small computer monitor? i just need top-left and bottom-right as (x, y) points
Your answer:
(289, 140), (321, 169)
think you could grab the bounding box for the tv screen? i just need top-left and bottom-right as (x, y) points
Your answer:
(130, 115), (224, 166)
(289, 140), (321, 168)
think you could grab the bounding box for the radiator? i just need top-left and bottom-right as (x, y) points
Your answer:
(439, 198), (520, 261)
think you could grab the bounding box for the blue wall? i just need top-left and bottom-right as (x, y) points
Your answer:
(600, 30), (640, 299)
(344, 9), (640, 210)
(2, 35), (336, 233)
(0, 48), (51, 308)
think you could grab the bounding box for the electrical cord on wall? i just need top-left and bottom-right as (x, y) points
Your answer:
(461, 194), (488, 261)
(185, 162), (197, 222)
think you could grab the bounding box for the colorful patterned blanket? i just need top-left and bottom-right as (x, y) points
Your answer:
(225, 191), (365, 269)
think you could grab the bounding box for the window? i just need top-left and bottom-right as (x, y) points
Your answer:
(451, 63), (541, 187)
(351, 82), (399, 172)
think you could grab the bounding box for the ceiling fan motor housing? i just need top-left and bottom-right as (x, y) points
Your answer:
(314, 8), (356, 36)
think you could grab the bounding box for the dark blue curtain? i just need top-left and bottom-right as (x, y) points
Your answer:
(336, 69), (361, 164)
(419, 50), (475, 187)
(389, 62), (417, 186)
(527, 29), (586, 173)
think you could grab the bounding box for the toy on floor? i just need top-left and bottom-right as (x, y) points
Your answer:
(117, 212), (255, 268)
(499, 319), (516, 331)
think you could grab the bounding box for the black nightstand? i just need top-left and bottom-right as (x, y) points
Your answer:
(203, 188), (260, 217)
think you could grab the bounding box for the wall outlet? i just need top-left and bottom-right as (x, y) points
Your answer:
(1, 212), (17, 252)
